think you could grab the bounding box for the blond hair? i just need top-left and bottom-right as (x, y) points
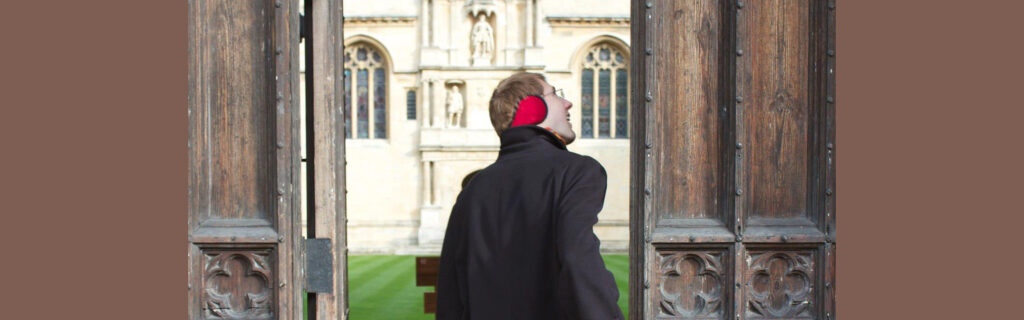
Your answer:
(488, 72), (546, 136)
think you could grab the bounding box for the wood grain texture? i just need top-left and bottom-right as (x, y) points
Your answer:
(203, 0), (274, 222)
(628, 0), (647, 318)
(741, 247), (816, 319)
(635, 1), (836, 319)
(824, 1), (837, 318)
(653, 248), (730, 319)
(310, 0), (349, 319)
(202, 248), (275, 319)
(650, 0), (723, 222)
(738, 0), (810, 221)
(188, 0), (301, 319)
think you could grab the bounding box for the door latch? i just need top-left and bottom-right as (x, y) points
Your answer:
(304, 238), (334, 293)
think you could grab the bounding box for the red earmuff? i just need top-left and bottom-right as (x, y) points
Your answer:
(510, 95), (548, 127)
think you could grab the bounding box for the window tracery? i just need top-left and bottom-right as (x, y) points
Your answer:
(343, 43), (388, 139)
(580, 43), (629, 139)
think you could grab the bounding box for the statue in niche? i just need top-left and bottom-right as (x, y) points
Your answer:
(470, 13), (493, 66)
(446, 86), (464, 128)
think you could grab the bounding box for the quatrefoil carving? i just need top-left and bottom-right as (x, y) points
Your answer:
(656, 252), (723, 317)
(203, 251), (273, 319)
(746, 251), (813, 318)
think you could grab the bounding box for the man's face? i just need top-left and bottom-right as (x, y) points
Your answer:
(536, 79), (576, 145)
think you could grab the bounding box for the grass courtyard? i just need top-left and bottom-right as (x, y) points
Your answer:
(305, 254), (629, 319)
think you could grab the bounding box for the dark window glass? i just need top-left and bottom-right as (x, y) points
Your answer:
(344, 69), (351, 139)
(344, 44), (389, 140)
(357, 69), (369, 139)
(581, 68), (594, 138)
(373, 68), (386, 139)
(615, 69), (628, 138)
(598, 69), (611, 138)
(406, 90), (416, 120)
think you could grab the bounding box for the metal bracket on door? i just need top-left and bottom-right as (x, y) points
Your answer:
(305, 238), (334, 293)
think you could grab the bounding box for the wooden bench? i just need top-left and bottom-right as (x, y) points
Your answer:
(415, 256), (441, 314)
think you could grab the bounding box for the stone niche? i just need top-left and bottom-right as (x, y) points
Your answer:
(444, 80), (467, 128)
(410, 73), (507, 253)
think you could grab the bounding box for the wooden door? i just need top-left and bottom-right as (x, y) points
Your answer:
(630, 1), (836, 319)
(187, 1), (303, 319)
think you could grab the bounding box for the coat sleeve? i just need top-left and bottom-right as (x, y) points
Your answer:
(436, 193), (467, 319)
(555, 157), (623, 320)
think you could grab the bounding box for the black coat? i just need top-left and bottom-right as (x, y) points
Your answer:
(436, 126), (623, 320)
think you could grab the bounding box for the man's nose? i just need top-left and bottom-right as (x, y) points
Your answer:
(565, 99), (573, 110)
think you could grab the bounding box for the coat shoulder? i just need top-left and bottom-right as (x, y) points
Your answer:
(556, 151), (606, 179)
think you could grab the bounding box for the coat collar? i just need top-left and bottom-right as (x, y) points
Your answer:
(498, 126), (567, 157)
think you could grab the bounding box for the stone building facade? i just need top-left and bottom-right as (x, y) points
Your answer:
(302, 0), (630, 254)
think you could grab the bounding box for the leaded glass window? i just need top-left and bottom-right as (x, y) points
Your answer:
(598, 69), (611, 138)
(579, 43), (628, 139)
(406, 90), (417, 120)
(373, 68), (386, 138)
(357, 69), (368, 138)
(615, 67), (628, 138)
(343, 43), (388, 139)
(581, 69), (594, 137)
(344, 69), (351, 139)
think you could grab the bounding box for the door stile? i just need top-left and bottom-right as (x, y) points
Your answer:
(281, 2), (303, 319)
(308, 0), (349, 319)
(824, 1), (837, 318)
(725, 1), (742, 319)
(628, 0), (648, 318)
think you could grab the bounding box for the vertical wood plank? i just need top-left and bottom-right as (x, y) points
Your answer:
(650, 0), (722, 222)
(204, 0), (274, 222)
(629, 0), (647, 318)
(311, 0), (348, 319)
(738, 0), (810, 221)
(825, 0), (837, 318)
(282, 0), (302, 316)
(187, 2), (202, 318)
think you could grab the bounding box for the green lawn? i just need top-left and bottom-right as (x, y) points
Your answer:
(306, 255), (629, 319)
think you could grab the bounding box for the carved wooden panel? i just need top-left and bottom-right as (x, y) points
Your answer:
(202, 248), (275, 319)
(742, 248), (815, 319)
(653, 248), (730, 319)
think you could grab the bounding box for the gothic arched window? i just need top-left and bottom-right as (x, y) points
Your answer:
(343, 43), (387, 139)
(580, 43), (629, 139)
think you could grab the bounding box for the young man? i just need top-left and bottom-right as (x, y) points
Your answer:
(436, 73), (623, 319)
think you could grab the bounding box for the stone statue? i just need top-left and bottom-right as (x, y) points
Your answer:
(446, 86), (464, 128)
(470, 13), (493, 66)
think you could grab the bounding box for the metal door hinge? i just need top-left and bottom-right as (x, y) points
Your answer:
(305, 238), (334, 293)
